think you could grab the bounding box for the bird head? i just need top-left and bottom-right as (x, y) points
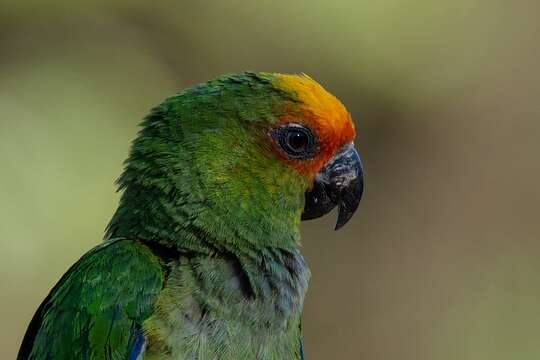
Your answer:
(107, 72), (363, 251)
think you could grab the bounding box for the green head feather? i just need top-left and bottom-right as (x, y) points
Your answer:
(106, 73), (311, 255)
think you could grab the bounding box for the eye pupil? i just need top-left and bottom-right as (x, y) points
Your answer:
(288, 131), (308, 151)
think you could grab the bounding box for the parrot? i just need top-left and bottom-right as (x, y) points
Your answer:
(17, 72), (363, 360)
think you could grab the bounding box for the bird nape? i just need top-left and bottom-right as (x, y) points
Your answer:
(18, 72), (363, 360)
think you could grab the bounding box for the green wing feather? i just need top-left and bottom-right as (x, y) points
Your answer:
(18, 239), (164, 360)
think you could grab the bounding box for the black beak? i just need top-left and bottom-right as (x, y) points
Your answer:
(301, 143), (364, 230)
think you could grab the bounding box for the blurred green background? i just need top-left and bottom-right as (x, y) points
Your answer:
(1, 1), (539, 359)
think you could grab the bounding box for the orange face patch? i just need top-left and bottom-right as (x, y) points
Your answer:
(271, 74), (356, 177)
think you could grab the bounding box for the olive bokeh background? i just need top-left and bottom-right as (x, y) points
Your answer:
(1, 1), (539, 359)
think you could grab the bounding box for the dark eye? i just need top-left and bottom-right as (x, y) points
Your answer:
(271, 124), (317, 159)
